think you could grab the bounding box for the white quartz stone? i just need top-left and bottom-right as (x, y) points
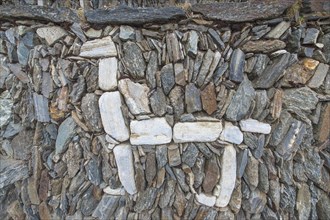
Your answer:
(215, 144), (236, 207)
(113, 144), (137, 195)
(173, 121), (222, 143)
(103, 187), (126, 196)
(130, 118), (172, 145)
(36, 26), (67, 46)
(196, 193), (216, 207)
(118, 79), (151, 115)
(79, 36), (117, 58)
(99, 92), (129, 142)
(239, 119), (271, 134)
(220, 122), (243, 144)
(99, 57), (118, 91)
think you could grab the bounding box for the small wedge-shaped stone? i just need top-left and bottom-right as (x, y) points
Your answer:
(130, 118), (172, 145)
(99, 57), (118, 91)
(99, 92), (129, 142)
(36, 26), (67, 46)
(216, 144), (236, 207)
(173, 120), (222, 143)
(118, 79), (150, 115)
(113, 144), (137, 194)
(239, 119), (271, 134)
(80, 36), (117, 58)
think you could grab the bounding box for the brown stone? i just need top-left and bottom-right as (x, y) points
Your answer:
(282, 59), (319, 86)
(201, 83), (217, 115)
(241, 40), (286, 53)
(146, 152), (157, 186)
(271, 89), (283, 120)
(316, 103), (330, 143)
(39, 170), (49, 201)
(202, 156), (220, 193)
(39, 201), (52, 220)
(7, 201), (25, 220)
(168, 144), (181, 167)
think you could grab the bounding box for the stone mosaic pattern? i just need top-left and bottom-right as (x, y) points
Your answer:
(1, 4), (330, 220)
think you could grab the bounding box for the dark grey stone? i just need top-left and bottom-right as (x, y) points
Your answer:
(17, 41), (29, 66)
(229, 48), (245, 83)
(282, 87), (318, 112)
(182, 143), (199, 167)
(196, 49), (214, 87)
(317, 189), (330, 220)
(192, 1), (295, 22)
(208, 28), (225, 50)
(70, 23), (87, 42)
(134, 188), (158, 213)
(86, 156), (101, 186)
(150, 88), (167, 117)
(185, 83), (202, 113)
(304, 149), (323, 184)
(195, 143), (212, 159)
(303, 28), (319, 45)
(169, 86), (185, 120)
(226, 76), (255, 121)
(213, 61), (228, 84)
(258, 162), (269, 193)
(322, 33), (330, 63)
(251, 54), (270, 79)
(123, 41), (146, 79)
(287, 28), (302, 52)
(237, 149), (248, 178)
(55, 117), (77, 155)
(85, 6), (186, 25)
(254, 53), (291, 89)
(156, 145), (168, 169)
(11, 129), (34, 161)
(173, 168), (189, 192)
(160, 64), (175, 95)
(33, 93), (50, 122)
(280, 184), (296, 214)
(0, 159), (29, 188)
(81, 93), (103, 133)
(146, 51), (158, 89)
(70, 75), (86, 104)
(159, 180), (176, 208)
(92, 195), (120, 220)
(80, 186), (100, 216)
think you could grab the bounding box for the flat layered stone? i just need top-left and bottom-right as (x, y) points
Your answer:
(33, 93), (50, 122)
(229, 48), (245, 83)
(99, 92), (129, 142)
(55, 117), (77, 155)
(239, 119), (271, 134)
(282, 87), (318, 112)
(266, 21), (291, 39)
(241, 40), (286, 53)
(196, 193), (216, 207)
(303, 28), (320, 45)
(220, 122), (243, 144)
(216, 144), (237, 207)
(254, 53), (291, 89)
(118, 79), (150, 115)
(113, 144), (137, 195)
(308, 63), (329, 88)
(282, 59), (319, 86)
(173, 120), (222, 143)
(119, 25), (135, 41)
(0, 159), (29, 188)
(79, 36), (117, 58)
(185, 83), (202, 113)
(98, 57), (118, 91)
(187, 30), (199, 56)
(92, 195), (120, 219)
(81, 93), (103, 133)
(201, 83), (217, 115)
(192, 1), (294, 22)
(130, 118), (172, 145)
(85, 6), (186, 25)
(161, 64), (175, 95)
(122, 41), (146, 79)
(36, 26), (67, 46)
(203, 156), (220, 193)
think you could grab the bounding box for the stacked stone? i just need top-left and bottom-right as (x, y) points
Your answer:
(0, 3), (330, 220)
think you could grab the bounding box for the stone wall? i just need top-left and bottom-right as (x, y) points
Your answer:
(1, 2), (330, 220)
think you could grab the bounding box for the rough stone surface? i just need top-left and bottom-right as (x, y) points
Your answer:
(99, 92), (129, 142)
(173, 121), (222, 143)
(201, 83), (217, 115)
(161, 64), (175, 95)
(98, 57), (118, 91)
(55, 117), (76, 155)
(122, 41), (146, 78)
(113, 144), (137, 195)
(308, 63), (329, 88)
(80, 36), (117, 58)
(130, 118), (172, 145)
(81, 93), (103, 133)
(241, 40), (286, 53)
(36, 26), (67, 46)
(229, 48), (245, 83)
(239, 119), (271, 134)
(185, 83), (202, 113)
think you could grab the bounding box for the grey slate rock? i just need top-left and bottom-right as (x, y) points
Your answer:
(226, 76), (255, 121)
(185, 83), (202, 113)
(254, 53), (291, 89)
(146, 51), (158, 89)
(187, 30), (199, 57)
(182, 143), (199, 167)
(192, 1), (294, 22)
(17, 41), (29, 66)
(156, 145), (168, 169)
(92, 195), (120, 220)
(196, 49), (214, 87)
(251, 54), (270, 79)
(0, 159), (29, 188)
(303, 28), (319, 45)
(282, 87), (318, 113)
(150, 88), (167, 116)
(123, 41), (146, 79)
(55, 117), (77, 155)
(161, 64), (175, 95)
(70, 23), (87, 42)
(229, 48), (245, 83)
(169, 86), (185, 121)
(208, 28), (225, 50)
(33, 93), (50, 122)
(119, 26), (135, 41)
(287, 28), (302, 52)
(85, 6), (186, 25)
(280, 184), (296, 214)
(81, 93), (103, 133)
(134, 188), (158, 213)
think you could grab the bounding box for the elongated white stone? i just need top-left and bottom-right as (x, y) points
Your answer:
(80, 36), (117, 58)
(130, 118), (172, 145)
(99, 92), (129, 142)
(196, 193), (216, 207)
(216, 144), (236, 207)
(239, 118), (271, 134)
(113, 144), (137, 195)
(220, 122), (243, 144)
(99, 57), (118, 91)
(173, 121), (222, 143)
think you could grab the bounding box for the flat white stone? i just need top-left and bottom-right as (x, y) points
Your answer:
(36, 26), (67, 46)
(113, 144), (137, 195)
(173, 121), (222, 143)
(99, 57), (118, 91)
(220, 122), (243, 144)
(216, 144), (236, 207)
(79, 36), (117, 58)
(239, 119), (271, 134)
(196, 193), (216, 207)
(118, 79), (151, 115)
(99, 92), (129, 142)
(103, 187), (126, 196)
(130, 118), (172, 145)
